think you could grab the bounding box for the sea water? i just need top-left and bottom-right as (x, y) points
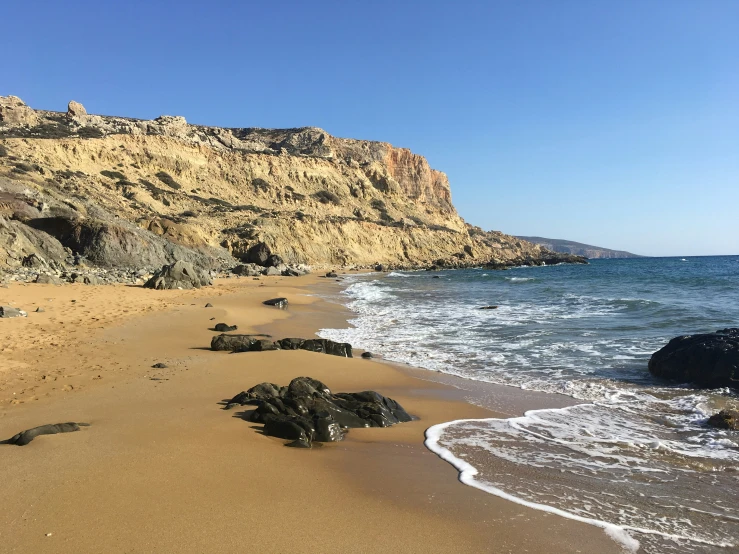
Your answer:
(319, 256), (739, 553)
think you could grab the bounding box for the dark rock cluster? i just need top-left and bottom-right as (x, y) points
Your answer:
(648, 328), (739, 388)
(225, 377), (413, 447)
(211, 335), (353, 357)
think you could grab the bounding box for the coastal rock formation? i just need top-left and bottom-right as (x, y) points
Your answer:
(144, 260), (212, 290)
(648, 328), (739, 388)
(210, 334), (353, 357)
(516, 236), (641, 259)
(3, 422), (89, 446)
(225, 377), (413, 447)
(0, 95), (586, 276)
(707, 409), (738, 430)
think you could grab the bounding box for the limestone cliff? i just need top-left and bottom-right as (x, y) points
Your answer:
(0, 96), (584, 271)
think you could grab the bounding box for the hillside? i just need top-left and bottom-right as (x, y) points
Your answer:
(0, 95), (585, 276)
(516, 236), (641, 259)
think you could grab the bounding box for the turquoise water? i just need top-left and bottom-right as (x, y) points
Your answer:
(321, 257), (739, 553)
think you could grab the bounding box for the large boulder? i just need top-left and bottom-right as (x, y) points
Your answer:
(0, 306), (27, 318)
(648, 329), (739, 388)
(144, 260), (212, 290)
(67, 100), (87, 117)
(225, 376), (413, 447)
(243, 242), (271, 266)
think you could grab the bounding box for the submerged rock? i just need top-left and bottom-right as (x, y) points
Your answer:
(225, 376), (413, 447)
(144, 260), (212, 290)
(3, 422), (89, 446)
(648, 328), (739, 388)
(707, 409), (738, 430)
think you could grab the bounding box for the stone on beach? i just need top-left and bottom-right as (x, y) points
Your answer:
(144, 260), (212, 290)
(214, 323), (238, 332)
(263, 297), (288, 309)
(225, 377), (413, 447)
(3, 422), (89, 446)
(1, 306), (27, 318)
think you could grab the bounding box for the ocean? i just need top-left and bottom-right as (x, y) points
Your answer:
(319, 256), (739, 553)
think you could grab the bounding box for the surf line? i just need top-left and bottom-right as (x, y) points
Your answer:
(424, 416), (736, 552)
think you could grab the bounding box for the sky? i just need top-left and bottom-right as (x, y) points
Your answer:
(2, 0), (738, 256)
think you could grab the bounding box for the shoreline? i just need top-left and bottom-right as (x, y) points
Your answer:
(0, 274), (621, 553)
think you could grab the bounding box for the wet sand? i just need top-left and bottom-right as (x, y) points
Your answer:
(0, 275), (621, 553)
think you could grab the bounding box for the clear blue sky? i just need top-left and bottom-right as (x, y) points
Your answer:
(3, 1), (738, 256)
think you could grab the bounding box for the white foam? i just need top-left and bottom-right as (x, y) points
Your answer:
(425, 418), (640, 553)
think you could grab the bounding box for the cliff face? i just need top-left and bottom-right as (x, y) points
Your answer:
(0, 96), (584, 272)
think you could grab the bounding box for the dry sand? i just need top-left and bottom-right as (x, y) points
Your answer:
(0, 275), (622, 553)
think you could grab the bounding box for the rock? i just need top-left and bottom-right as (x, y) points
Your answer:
(205, 302), (213, 307)
(249, 339), (279, 351)
(0, 95), (39, 126)
(277, 338), (304, 350)
(211, 334), (259, 352)
(210, 334), (269, 352)
(479, 305), (498, 310)
(151, 362), (168, 368)
(232, 263), (262, 277)
(228, 377), (411, 447)
(35, 273), (61, 285)
(71, 273), (100, 285)
(22, 254), (45, 268)
(214, 323), (238, 332)
(361, 352), (373, 359)
(325, 271), (338, 278)
(265, 254), (284, 267)
(67, 101), (87, 117)
(300, 339), (353, 357)
(243, 242), (271, 266)
(707, 409), (738, 430)
(432, 276), (440, 279)
(144, 261), (212, 290)
(263, 297), (288, 309)
(261, 266), (281, 276)
(648, 328), (739, 388)
(374, 264), (384, 272)
(3, 422), (89, 446)
(35, 307), (45, 313)
(0, 306), (27, 318)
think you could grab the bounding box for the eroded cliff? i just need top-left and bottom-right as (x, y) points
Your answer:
(0, 96), (584, 272)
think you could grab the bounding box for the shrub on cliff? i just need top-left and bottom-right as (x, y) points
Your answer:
(100, 169), (127, 181)
(312, 190), (340, 205)
(155, 171), (182, 190)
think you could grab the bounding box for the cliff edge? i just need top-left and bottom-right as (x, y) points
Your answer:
(0, 96), (585, 273)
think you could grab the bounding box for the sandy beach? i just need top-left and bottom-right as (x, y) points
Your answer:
(0, 275), (621, 553)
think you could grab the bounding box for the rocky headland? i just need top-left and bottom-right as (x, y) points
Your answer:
(0, 95), (585, 281)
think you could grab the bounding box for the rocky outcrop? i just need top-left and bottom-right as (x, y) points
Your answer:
(648, 329), (739, 388)
(0, 96), (588, 273)
(225, 377), (413, 447)
(144, 260), (212, 290)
